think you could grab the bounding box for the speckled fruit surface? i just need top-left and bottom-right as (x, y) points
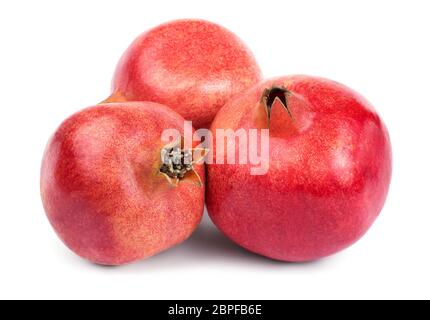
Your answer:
(41, 102), (205, 265)
(107, 19), (262, 129)
(207, 75), (392, 262)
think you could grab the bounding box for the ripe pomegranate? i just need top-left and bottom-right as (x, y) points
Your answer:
(41, 102), (205, 265)
(207, 75), (392, 262)
(106, 19), (262, 129)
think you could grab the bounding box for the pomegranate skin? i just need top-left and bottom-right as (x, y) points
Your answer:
(108, 19), (262, 129)
(207, 75), (392, 262)
(41, 102), (205, 265)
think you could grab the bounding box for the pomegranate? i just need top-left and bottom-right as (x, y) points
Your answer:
(206, 75), (392, 262)
(41, 102), (205, 265)
(106, 19), (262, 129)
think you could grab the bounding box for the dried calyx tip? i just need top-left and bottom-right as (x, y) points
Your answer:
(261, 86), (292, 121)
(160, 147), (193, 179)
(159, 137), (207, 187)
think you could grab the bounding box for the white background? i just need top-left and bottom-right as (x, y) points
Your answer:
(0, 0), (429, 300)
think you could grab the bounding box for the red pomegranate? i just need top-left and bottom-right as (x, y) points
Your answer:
(41, 102), (205, 265)
(106, 19), (262, 129)
(207, 75), (392, 262)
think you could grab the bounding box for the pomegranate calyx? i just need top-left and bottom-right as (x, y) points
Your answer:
(100, 92), (128, 104)
(159, 136), (207, 187)
(261, 86), (292, 125)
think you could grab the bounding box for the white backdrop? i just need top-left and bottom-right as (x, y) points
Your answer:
(0, 0), (429, 299)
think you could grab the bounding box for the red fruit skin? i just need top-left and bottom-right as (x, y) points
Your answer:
(41, 102), (205, 265)
(207, 75), (392, 262)
(108, 19), (262, 129)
